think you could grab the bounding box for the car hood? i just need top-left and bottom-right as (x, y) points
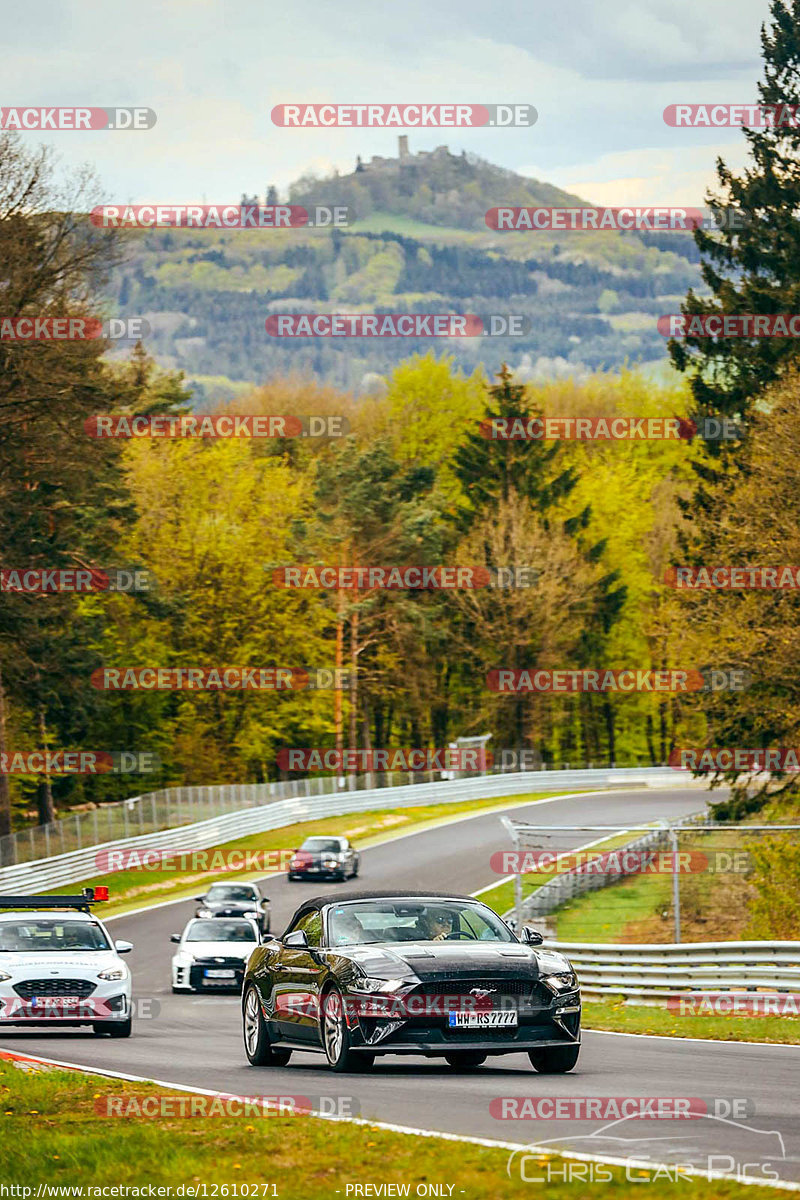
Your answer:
(0, 951), (123, 977)
(177, 941), (256, 959)
(338, 941), (545, 982)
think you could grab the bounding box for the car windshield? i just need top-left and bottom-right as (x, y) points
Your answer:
(300, 838), (341, 852)
(0, 920), (110, 952)
(327, 901), (515, 947)
(206, 886), (257, 901)
(185, 921), (257, 943)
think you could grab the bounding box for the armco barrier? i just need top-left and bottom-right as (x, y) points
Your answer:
(0, 767), (704, 893)
(514, 816), (703, 923)
(546, 939), (800, 998)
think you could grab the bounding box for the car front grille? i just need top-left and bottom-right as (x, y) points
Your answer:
(189, 958), (245, 990)
(14, 978), (96, 999)
(414, 978), (543, 1000)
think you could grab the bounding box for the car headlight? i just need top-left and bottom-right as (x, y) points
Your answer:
(197, 907), (212, 917)
(541, 971), (578, 994)
(353, 977), (408, 994)
(0, 971), (11, 982)
(322, 857), (338, 867)
(98, 967), (126, 981)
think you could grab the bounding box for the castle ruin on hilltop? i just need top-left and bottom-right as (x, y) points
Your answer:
(243, 137), (468, 206)
(355, 135), (466, 172)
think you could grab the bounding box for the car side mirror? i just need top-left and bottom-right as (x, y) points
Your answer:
(194, 896), (205, 903)
(170, 933), (181, 943)
(283, 930), (309, 949)
(114, 940), (133, 954)
(522, 926), (544, 946)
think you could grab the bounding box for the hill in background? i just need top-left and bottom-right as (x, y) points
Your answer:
(106, 138), (704, 400)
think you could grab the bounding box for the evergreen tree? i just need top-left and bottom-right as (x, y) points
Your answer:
(669, 0), (800, 491)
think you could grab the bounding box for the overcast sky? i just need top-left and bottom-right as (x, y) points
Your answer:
(2, 0), (773, 207)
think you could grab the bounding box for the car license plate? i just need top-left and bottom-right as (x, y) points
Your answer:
(448, 1010), (518, 1028)
(204, 969), (235, 979)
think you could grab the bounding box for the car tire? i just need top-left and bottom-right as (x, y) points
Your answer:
(528, 1044), (580, 1073)
(243, 984), (292, 1066)
(321, 987), (371, 1072)
(444, 1052), (486, 1069)
(93, 1017), (132, 1038)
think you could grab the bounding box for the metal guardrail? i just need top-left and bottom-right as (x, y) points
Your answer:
(545, 939), (800, 998)
(0, 761), (694, 870)
(0, 766), (700, 892)
(515, 817), (702, 923)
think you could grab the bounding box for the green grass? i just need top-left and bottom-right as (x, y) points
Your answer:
(554, 873), (673, 942)
(0, 1058), (782, 1198)
(584, 998), (800, 1044)
(49, 791), (582, 918)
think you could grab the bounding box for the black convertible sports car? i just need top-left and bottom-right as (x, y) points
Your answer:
(241, 891), (581, 1073)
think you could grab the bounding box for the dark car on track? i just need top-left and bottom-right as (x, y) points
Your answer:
(194, 882), (270, 933)
(287, 837), (359, 882)
(241, 891), (581, 1073)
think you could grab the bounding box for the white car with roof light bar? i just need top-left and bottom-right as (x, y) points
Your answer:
(171, 916), (261, 992)
(0, 887), (133, 1037)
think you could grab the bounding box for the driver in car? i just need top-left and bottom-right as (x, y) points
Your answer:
(424, 909), (456, 941)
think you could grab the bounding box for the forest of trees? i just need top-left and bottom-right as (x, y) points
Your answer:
(4, 0), (800, 847)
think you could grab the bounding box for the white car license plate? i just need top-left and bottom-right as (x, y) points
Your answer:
(204, 969), (236, 979)
(448, 1010), (518, 1028)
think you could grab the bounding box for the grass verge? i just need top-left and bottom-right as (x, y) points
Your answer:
(583, 998), (800, 1044)
(0, 1056), (783, 1198)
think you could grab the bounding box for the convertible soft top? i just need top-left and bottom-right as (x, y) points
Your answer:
(291, 890), (476, 918)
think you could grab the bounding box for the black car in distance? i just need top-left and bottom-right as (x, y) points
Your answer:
(242, 891), (581, 1073)
(195, 882), (270, 933)
(287, 836), (359, 882)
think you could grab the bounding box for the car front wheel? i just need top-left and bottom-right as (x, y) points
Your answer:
(243, 985), (292, 1066)
(528, 1044), (580, 1073)
(322, 987), (373, 1072)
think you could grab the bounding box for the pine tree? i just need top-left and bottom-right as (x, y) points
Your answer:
(669, 0), (800, 478)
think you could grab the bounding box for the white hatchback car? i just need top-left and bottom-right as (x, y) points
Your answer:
(0, 891), (133, 1037)
(171, 917), (260, 993)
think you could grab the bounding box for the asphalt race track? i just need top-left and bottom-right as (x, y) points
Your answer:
(3, 788), (799, 1185)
